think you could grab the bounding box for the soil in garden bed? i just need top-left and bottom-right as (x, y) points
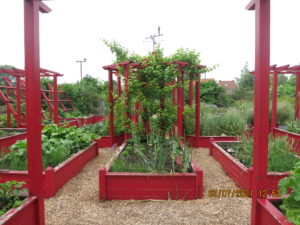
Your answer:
(45, 147), (251, 225)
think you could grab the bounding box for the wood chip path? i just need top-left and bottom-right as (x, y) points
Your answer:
(45, 148), (251, 225)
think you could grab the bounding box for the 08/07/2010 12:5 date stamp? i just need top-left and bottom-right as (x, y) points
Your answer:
(208, 189), (281, 198)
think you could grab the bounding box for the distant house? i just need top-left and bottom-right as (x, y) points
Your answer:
(218, 80), (237, 94)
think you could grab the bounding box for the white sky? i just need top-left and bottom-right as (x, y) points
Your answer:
(1, 0), (300, 83)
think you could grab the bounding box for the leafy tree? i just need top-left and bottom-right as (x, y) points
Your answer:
(233, 63), (254, 100)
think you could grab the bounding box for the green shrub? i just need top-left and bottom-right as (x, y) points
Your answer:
(274, 101), (293, 125)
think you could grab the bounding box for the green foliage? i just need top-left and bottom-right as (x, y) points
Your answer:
(286, 120), (300, 134)
(278, 75), (296, 98)
(200, 80), (230, 106)
(233, 64), (254, 100)
(274, 101), (293, 125)
(61, 76), (104, 115)
(0, 115), (16, 128)
(0, 124), (98, 170)
(0, 180), (28, 217)
(111, 133), (191, 173)
(227, 135), (299, 172)
(279, 161), (300, 225)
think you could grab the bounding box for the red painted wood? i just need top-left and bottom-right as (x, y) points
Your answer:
(0, 132), (27, 153)
(0, 142), (98, 198)
(53, 76), (59, 124)
(295, 73), (300, 119)
(185, 135), (237, 148)
(195, 75), (200, 137)
(210, 141), (289, 192)
(189, 79), (193, 106)
(0, 197), (39, 225)
(256, 199), (293, 225)
(99, 144), (203, 200)
(96, 135), (125, 148)
(271, 72), (278, 129)
(108, 70), (114, 137)
(273, 128), (300, 155)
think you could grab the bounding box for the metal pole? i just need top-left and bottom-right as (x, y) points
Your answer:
(24, 0), (47, 224)
(250, 0), (270, 224)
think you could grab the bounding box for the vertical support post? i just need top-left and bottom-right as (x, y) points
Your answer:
(189, 78), (193, 106)
(24, 0), (46, 224)
(6, 106), (11, 128)
(53, 75), (59, 124)
(177, 66), (184, 137)
(195, 73), (200, 137)
(251, 1), (270, 225)
(117, 72), (122, 97)
(172, 82), (176, 136)
(16, 76), (22, 128)
(295, 73), (300, 120)
(124, 65), (130, 140)
(108, 69), (114, 137)
(271, 71), (278, 129)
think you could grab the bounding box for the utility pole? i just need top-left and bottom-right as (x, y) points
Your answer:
(76, 58), (86, 81)
(145, 26), (163, 52)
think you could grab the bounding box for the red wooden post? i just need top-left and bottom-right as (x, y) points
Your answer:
(195, 73), (200, 137)
(124, 65), (130, 140)
(271, 71), (278, 129)
(117, 72), (122, 97)
(189, 79), (193, 106)
(247, 1), (271, 225)
(16, 76), (22, 128)
(108, 69), (114, 137)
(6, 106), (11, 128)
(177, 66), (184, 137)
(295, 73), (300, 119)
(24, 1), (51, 224)
(53, 75), (59, 124)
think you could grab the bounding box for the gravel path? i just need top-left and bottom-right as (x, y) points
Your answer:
(45, 148), (251, 225)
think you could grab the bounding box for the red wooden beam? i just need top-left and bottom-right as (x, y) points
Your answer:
(250, 1), (271, 225)
(108, 69), (114, 137)
(39, 1), (51, 13)
(246, 0), (255, 11)
(295, 73), (300, 119)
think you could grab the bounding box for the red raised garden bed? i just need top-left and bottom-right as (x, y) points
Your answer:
(210, 141), (289, 192)
(185, 135), (237, 148)
(273, 127), (300, 156)
(0, 142), (98, 198)
(99, 144), (203, 200)
(97, 135), (125, 148)
(0, 196), (40, 225)
(0, 132), (27, 153)
(256, 198), (293, 225)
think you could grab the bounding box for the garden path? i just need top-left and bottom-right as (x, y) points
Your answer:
(45, 148), (251, 225)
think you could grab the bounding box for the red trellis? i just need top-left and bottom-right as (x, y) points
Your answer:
(0, 67), (75, 127)
(103, 61), (207, 142)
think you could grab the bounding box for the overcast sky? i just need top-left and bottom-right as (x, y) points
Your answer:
(1, 0), (300, 83)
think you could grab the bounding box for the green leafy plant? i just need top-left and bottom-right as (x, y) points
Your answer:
(279, 161), (300, 225)
(0, 124), (98, 170)
(0, 180), (28, 217)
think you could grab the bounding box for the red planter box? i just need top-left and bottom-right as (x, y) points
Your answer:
(185, 135), (237, 148)
(0, 196), (41, 225)
(99, 144), (203, 200)
(0, 142), (98, 198)
(97, 135), (125, 148)
(273, 127), (300, 156)
(0, 132), (27, 153)
(256, 198), (293, 225)
(210, 141), (289, 192)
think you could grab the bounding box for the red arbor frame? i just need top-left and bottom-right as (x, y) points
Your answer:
(0, 67), (75, 128)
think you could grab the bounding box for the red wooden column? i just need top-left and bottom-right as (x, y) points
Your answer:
(16, 76), (22, 127)
(24, 1), (51, 225)
(108, 69), (114, 137)
(6, 106), (11, 128)
(53, 75), (59, 124)
(295, 73), (300, 119)
(189, 79), (193, 106)
(271, 71), (278, 129)
(116, 72), (122, 98)
(177, 66), (184, 137)
(247, 1), (270, 225)
(195, 73), (200, 137)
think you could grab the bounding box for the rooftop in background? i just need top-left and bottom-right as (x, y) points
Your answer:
(218, 80), (237, 94)
(200, 78), (215, 83)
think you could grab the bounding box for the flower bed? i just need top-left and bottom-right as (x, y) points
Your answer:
(99, 143), (203, 200)
(0, 196), (41, 225)
(273, 127), (300, 156)
(0, 142), (98, 198)
(256, 198), (293, 225)
(210, 141), (290, 192)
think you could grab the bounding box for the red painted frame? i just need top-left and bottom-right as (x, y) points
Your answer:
(0, 142), (98, 198)
(0, 196), (40, 225)
(210, 141), (289, 192)
(273, 128), (300, 155)
(256, 198), (293, 225)
(185, 135), (237, 148)
(99, 144), (203, 200)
